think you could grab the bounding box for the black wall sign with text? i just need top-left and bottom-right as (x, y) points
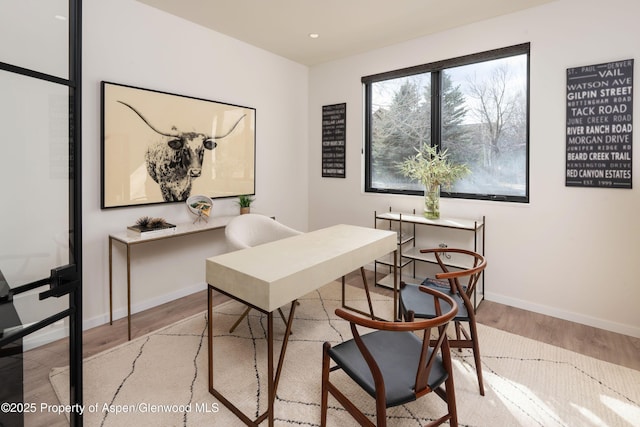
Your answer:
(566, 59), (633, 188)
(322, 103), (346, 178)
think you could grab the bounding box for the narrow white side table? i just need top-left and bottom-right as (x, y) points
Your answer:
(109, 215), (236, 340)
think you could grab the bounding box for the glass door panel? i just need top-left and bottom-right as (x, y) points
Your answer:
(0, 0), (69, 79)
(0, 71), (77, 426)
(0, 70), (71, 338)
(0, 1), (81, 426)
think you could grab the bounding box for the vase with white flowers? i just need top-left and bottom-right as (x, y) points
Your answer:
(398, 144), (470, 219)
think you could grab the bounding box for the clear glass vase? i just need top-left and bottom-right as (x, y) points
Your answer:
(424, 183), (440, 219)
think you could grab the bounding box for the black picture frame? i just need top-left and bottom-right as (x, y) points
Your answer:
(101, 81), (256, 208)
(566, 59), (633, 189)
(322, 103), (346, 178)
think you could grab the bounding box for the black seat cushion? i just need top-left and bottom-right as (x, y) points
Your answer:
(400, 280), (469, 321)
(328, 329), (448, 407)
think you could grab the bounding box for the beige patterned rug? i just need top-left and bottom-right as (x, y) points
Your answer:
(51, 281), (640, 426)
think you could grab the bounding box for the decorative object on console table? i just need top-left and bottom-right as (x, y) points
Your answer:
(126, 216), (176, 238)
(398, 144), (470, 219)
(186, 195), (213, 224)
(424, 181), (441, 220)
(237, 194), (254, 214)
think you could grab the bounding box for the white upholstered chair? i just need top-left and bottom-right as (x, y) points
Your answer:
(224, 214), (302, 332)
(225, 213), (302, 251)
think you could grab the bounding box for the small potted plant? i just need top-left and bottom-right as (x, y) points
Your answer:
(398, 144), (470, 219)
(237, 194), (255, 214)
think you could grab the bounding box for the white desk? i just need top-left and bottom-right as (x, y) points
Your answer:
(109, 216), (236, 340)
(205, 224), (397, 426)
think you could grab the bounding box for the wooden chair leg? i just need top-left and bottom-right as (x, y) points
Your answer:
(468, 320), (485, 396)
(440, 337), (458, 427)
(229, 306), (251, 333)
(444, 320), (484, 396)
(374, 396), (387, 427)
(444, 373), (458, 427)
(320, 343), (331, 427)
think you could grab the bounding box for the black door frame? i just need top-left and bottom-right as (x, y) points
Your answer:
(0, 0), (83, 425)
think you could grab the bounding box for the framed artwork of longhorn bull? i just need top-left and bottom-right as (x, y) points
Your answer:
(100, 81), (256, 208)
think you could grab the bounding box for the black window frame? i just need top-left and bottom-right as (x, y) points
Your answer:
(363, 43), (530, 203)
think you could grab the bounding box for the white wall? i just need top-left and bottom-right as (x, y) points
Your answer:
(82, 0), (640, 337)
(308, 0), (640, 337)
(82, 0), (309, 329)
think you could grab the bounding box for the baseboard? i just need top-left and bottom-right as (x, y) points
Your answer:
(20, 321), (68, 352)
(485, 292), (640, 339)
(21, 282), (209, 350)
(84, 281), (208, 331)
(28, 277), (638, 349)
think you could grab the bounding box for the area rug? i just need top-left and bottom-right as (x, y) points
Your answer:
(51, 281), (640, 426)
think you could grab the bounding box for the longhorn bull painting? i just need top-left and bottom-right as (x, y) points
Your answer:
(101, 82), (255, 208)
(118, 101), (245, 202)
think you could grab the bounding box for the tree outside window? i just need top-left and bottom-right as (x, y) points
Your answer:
(364, 44), (529, 203)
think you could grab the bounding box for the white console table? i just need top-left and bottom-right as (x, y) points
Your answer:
(109, 215), (236, 340)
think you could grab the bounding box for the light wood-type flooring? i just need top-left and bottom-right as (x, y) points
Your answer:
(19, 270), (640, 426)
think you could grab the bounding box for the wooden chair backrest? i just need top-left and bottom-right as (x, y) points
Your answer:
(334, 286), (458, 398)
(419, 248), (487, 300)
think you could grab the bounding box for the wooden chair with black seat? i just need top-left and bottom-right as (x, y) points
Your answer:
(321, 286), (459, 427)
(224, 213), (302, 333)
(399, 248), (487, 396)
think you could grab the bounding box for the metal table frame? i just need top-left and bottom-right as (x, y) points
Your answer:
(109, 216), (235, 340)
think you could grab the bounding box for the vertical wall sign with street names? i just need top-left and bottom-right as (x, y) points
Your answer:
(322, 103), (346, 178)
(566, 59), (633, 188)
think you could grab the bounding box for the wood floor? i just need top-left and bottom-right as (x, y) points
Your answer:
(20, 270), (640, 426)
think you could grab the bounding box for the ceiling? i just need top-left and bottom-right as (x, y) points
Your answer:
(136, 0), (555, 66)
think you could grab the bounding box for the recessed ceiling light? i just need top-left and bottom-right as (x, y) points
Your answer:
(309, 33), (319, 39)
(55, 15), (67, 21)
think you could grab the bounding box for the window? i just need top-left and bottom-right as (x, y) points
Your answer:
(363, 43), (530, 202)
